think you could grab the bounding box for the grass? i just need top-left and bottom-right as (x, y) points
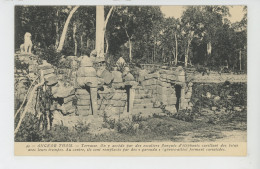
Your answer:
(16, 114), (246, 142)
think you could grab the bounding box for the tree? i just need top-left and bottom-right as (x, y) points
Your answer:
(56, 6), (79, 53)
(181, 6), (230, 67)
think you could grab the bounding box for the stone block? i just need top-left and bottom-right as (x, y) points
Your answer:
(124, 81), (138, 87)
(135, 93), (152, 99)
(134, 98), (152, 104)
(145, 73), (159, 80)
(159, 69), (170, 74)
(77, 105), (90, 110)
(77, 99), (91, 106)
(160, 82), (171, 87)
(160, 74), (167, 79)
(133, 103), (153, 109)
(76, 76), (98, 88)
(167, 75), (177, 81)
(112, 93), (123, 100)
(76, 89), (90, 95)
(77, 109), (92, 116)
(112, 82), (125, 89)
(76, 94), (90, 100)
(113, 100), (126, 107)
(167, 97), (177, 105)
(177, 75), (185, 82)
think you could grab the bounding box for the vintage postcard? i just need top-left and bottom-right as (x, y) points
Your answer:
(14, 5), (247, 156)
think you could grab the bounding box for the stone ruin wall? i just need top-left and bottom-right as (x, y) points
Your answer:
(15, 54), (193, 123)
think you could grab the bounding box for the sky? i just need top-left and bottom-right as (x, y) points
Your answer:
(160, 6), (245, 23)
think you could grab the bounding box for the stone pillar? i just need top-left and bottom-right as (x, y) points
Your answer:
(180, 85), (186, 110)
(128, 88), (135, 113)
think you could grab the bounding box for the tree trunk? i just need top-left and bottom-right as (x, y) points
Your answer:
(162, 48), (165, 63)
(105, 35), (109, 54)
(55, 10), (60, 49)
(207, 41), (212, 57)
(175, 32), (178, 65)
(56, 6), (79, 53)
(80, 34), (83, 55)
(124, 28), (132, 62)
(73, 22), (77, 56)
(129, 39), (132, 62)
(239, 49), (242, 71)
(185, 42), (190, 67)
(96, 6), (105, 57)
(103, 7), (114, 56)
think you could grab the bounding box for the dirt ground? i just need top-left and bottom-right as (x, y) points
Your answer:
(55, 115), (247, 142)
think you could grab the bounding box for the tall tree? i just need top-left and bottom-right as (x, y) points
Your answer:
(57, 6), (79, 53)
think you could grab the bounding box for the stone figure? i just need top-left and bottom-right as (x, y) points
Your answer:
(20, 32), (33, 54)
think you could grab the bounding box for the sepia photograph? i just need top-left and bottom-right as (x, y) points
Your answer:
(14, 5), (247, 145)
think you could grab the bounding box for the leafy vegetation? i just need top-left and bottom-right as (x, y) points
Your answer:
(15, 6), (247, 71)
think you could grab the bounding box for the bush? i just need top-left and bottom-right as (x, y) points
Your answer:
(74, 121), (90, 133)
(37, 45), (62, 67)
(15, 114), (44, 142)
(15, 59), (29, 70)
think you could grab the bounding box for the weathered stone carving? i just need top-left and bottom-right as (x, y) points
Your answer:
(20, 32), (33, 54)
